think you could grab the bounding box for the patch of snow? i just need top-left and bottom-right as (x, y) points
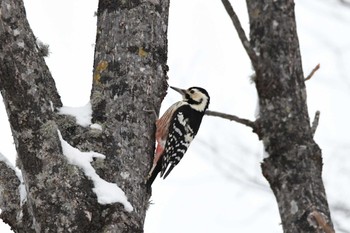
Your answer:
(57, 130), (133, 212)
(16, 171), (27, 207)
(58, 102), (92, 127)
(49, 101), (55, 112)
(90, 123), (102, 131)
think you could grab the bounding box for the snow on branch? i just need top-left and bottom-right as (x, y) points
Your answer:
(58, 102), (93, 127)
(58, 102), (102, 130)
(57, 130), (133, 212)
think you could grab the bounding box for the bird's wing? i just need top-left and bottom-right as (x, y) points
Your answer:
(160, 109), (194, 178)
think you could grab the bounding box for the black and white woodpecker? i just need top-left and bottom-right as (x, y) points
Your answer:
(146, 86), (210, 185)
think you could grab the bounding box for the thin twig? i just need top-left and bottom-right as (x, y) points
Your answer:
(221, 0), (259, 66)
(205, 110), (256, 129)
(311, 111), (320, 137)
(305, 63), (320, 81)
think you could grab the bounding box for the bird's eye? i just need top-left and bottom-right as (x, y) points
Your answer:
(190, 90), (195, 94)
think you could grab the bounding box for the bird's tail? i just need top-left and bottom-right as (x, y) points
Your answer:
(162, 163), (175, 180)
(146, 158), (162, 186)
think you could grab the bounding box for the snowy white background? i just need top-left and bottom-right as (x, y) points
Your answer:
(1, 0), (350, 232)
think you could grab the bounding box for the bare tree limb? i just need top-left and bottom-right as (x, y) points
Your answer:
(205, 110), (255, 128)
(221, 0), (259, 66)
(311, 111), (320, 137)
(305, 63), (320, 81)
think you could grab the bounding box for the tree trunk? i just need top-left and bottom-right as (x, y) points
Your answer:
(245, 0), (334, 232)
(0, 0), (169, 232)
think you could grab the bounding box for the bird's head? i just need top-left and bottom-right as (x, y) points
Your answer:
(170, 86), (210, 112)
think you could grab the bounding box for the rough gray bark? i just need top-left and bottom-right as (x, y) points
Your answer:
(244, 1), (334, 232)
(87, 0), (169, 231)
(0, 0), (169, 232)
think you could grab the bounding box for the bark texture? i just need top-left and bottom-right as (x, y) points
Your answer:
(0, 0), (169, 232)
(87, 0), (169, 231)
(245, 0), (334, 232)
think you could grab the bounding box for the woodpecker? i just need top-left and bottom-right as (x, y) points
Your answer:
(146, 86), (210, 185)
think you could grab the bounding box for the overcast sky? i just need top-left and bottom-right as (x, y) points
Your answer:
(1, 0), (350, 232)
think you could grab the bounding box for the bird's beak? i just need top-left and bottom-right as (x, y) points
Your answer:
(170, 86), (186, 96)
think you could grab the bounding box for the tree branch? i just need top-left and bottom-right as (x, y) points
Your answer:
(221, 0), (259, 67)
(305, 63), (320, 81)
(205, 110), (255, 128)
